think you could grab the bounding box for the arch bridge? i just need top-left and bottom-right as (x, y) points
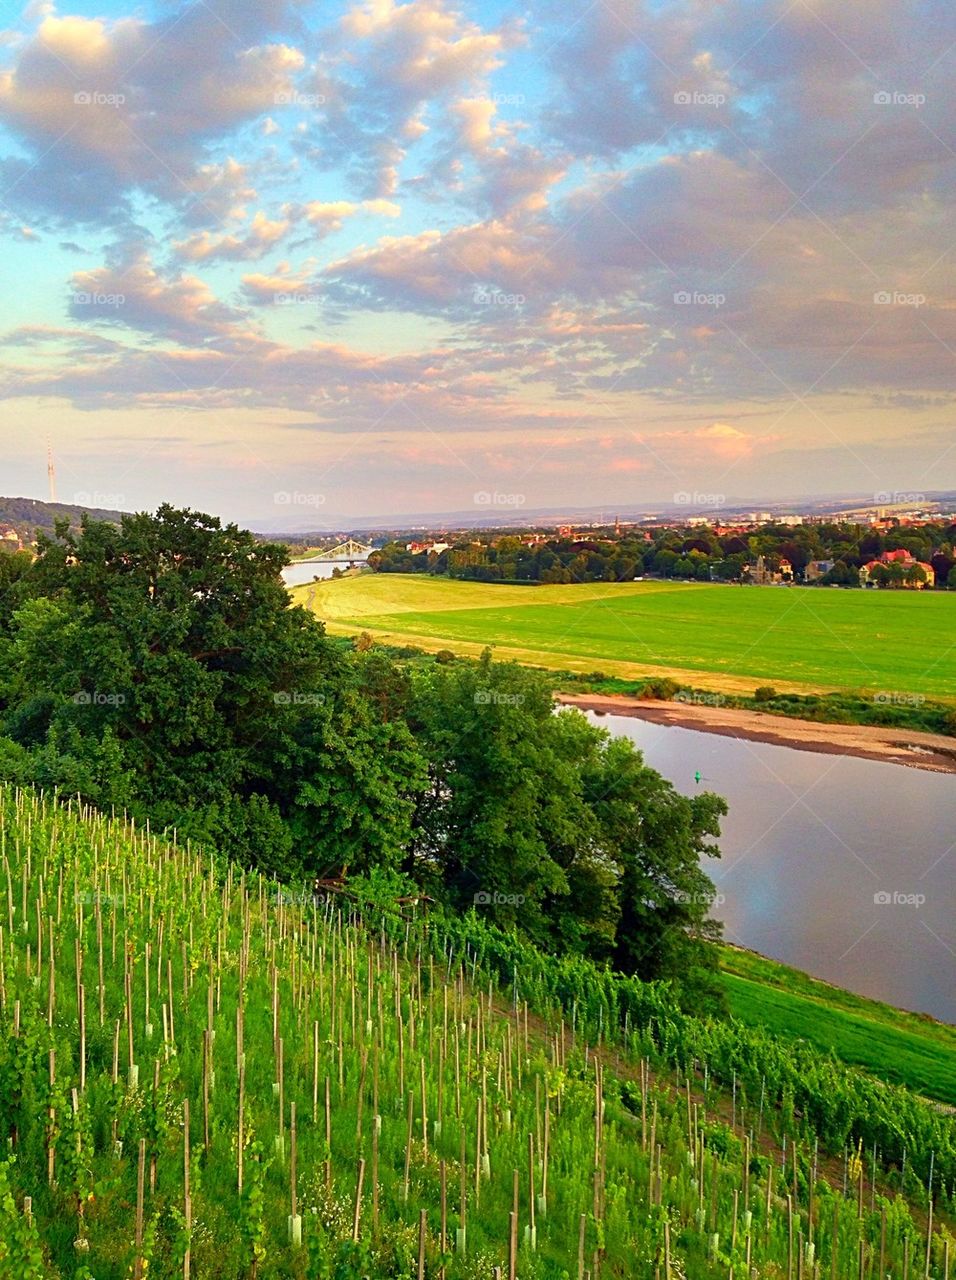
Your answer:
(300, 539), (373, 563)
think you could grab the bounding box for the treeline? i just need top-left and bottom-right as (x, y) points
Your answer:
(0, 507), (726, 999)
(369, 520), (956, 586)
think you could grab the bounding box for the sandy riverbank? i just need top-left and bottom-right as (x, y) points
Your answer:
(556, 693), (956, 775)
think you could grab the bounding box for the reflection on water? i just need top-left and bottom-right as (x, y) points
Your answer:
(582, 711), (956, 1023)
(281, 561), (367, 587)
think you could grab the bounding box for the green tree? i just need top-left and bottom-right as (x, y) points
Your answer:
(583, 733), (726, 999)
(0, 507), (424, 874)
(407, 652), (590, 946)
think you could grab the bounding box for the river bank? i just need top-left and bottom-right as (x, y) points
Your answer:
(557, 692), (956, 774)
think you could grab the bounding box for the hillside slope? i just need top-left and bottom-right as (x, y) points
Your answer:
(0, 787), (952, 1278)
(0, 494), (127, 541)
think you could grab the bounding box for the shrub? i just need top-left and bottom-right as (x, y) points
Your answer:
(642, 677), (681, 700)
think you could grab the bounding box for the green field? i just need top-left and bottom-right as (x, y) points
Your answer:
(295, 574), (956, 698)
(719, 948), (956, 1105)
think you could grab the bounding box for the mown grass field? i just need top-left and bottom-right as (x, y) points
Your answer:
(719, 948), (956, 1105)
(293, 574), (956, 699)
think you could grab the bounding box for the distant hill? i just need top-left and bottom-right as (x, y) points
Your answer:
(0, 495), (128, 543)
(254, 490), (956, 536)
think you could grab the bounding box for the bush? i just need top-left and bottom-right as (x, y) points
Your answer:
(754, 686), (778, 703)
(642, 677), (681, 700)
(434, 649), (456, 665)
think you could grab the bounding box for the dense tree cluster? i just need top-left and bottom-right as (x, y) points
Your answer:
(369, 520), (956, 587)
(0, 508), (726, 995)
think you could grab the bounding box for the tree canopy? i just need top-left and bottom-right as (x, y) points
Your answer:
(0, 507), (727, 996)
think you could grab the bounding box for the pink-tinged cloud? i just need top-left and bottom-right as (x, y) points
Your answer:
(69, 249), (246, 340)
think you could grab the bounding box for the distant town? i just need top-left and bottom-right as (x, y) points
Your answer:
(5, 493), (956, 591)
(280, 501), (956, 591)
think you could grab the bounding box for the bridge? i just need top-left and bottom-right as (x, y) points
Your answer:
(298, 539), (374, 564)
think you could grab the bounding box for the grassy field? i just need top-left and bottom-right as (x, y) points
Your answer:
(294, 574), (956, 699)
(719, 948), (956, 1105)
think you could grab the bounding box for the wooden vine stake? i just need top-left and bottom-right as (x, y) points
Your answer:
(183, 1099), (192, 1280)
(417, 1208), (427, 1280)
(288, 1101), (302, 1245)
(352, 1158), (366, 1242)
(133, 1138), (146, 1280)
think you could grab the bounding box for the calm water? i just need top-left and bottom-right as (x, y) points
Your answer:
(583, 711), (956, 1023)
(281, 560), (367, 587)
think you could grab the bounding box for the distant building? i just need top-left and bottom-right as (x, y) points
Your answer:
(748, 555), (772, 585)
(747, 554), (793, 585)
(406, 540), (450, 555)
(805, 559), (835, 582)
(860, 549), (935, 588)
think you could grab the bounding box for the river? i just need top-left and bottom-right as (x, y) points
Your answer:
(281, 560), (367, 587)
(582, 710), (956, 1023)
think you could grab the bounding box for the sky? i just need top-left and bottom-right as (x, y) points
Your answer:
(0, 0), (954, 527)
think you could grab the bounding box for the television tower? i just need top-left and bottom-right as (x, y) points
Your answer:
(47, 442), (57, 503)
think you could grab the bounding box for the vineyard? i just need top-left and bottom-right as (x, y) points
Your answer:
(1, 786), (954, 1279)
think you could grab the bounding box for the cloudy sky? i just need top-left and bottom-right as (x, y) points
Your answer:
(0, 0), (954, 526)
